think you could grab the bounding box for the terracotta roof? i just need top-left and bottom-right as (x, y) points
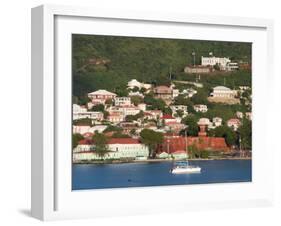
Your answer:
(78, 139), (94, 145)
(108, 138), (141, 144)
(161, 114), (175, 119)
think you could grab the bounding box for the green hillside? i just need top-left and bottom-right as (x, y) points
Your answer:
(72, 34), (251, 98)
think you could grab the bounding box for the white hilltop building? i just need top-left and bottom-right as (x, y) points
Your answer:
(210, 86), (237, 98)
(127, 79), (152, 90)
(201, 56), (231, 70)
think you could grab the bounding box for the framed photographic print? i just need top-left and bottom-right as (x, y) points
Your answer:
(31, 4), (274, 221)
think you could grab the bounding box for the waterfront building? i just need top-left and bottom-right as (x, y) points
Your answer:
(73, 138), (149, 161)
(227, 118), (241, 131)
(210, 86), (237, 98)
(193, 104), (208, 113)
(88, 89), (117, 105)
(157, 132), (229, 155)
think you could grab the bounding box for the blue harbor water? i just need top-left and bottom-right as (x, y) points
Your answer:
(72, 160), (252, 190)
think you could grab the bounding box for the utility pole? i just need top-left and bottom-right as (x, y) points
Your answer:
(169, 66), (172, 80)
(192, 51), (196, 66)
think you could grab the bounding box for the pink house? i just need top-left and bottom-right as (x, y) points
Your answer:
(88, 89), (117, 105)
(227, 118), (241, 131)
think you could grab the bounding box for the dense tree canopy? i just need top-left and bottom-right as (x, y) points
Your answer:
(72, 34), (251, 97)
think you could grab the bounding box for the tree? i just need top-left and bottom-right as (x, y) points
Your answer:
(182, 115), (199, 136)
(72, 133), (84, 149)
(238, 119), (252, 150)
(77, 95), (91, 105)
(130, 128), (137, 136)
(176, 110), (184, 118)
(209, 125), (238, 147)
(191, 89), (209, 105)
(90, 104), (104, 112)
(103, 125), (123, 133)
(132, 86), (140, 92)
(115, 86), (129, 97)
(105, 98), (113, 105)
(130, 96), (143, 106)
(103, 110), (109, 120)
(140, 129), (164, 158)
(73, 118), (92, 126)
(92, 133), (109, 159)
(188, 144), (199, 159)
(163, 107), (172, 115)
(112, 132), (131, 138)
(214, 63), (220, 71)
(200, 150), (209, 159)
(140, 87), (147, 94)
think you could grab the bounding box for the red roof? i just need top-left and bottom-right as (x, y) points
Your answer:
(78, 139), (94, 145)
(161, 114), (174, 119)
(108, 138), (141, 144)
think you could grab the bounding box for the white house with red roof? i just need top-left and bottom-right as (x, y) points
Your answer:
(73, 138), (149, 161)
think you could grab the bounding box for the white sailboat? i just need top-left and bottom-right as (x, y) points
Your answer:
(170, 131), (201, 174)
(170, 161), (201, 174)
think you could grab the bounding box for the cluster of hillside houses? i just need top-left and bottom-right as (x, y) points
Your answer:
(73, 73), (252, 162)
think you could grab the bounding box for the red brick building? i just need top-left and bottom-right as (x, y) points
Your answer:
(157, 134), (229, 154)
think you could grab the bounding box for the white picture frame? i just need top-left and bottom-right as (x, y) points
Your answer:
(31, 4), (274, 221)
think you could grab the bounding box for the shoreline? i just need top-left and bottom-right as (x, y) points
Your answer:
(73, 157), (252, 165)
